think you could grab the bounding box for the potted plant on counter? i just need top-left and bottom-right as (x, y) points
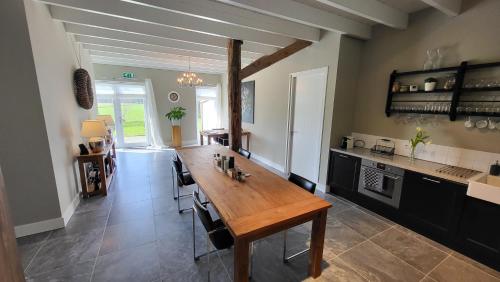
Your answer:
(166, 106), (186, 147)
(409, 127), (431, 161)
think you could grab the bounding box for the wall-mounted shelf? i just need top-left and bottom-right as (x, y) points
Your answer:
(386, 60), (500, 121)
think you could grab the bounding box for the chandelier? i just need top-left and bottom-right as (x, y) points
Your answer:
(177, 57), (203, 87)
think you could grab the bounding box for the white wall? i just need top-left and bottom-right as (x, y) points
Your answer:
(238, 31), (343, 190)
(93, 64), (222, 145)
(24, 0), (96, 224)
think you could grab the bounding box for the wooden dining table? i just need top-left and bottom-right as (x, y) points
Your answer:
(176, 145), (331, 282)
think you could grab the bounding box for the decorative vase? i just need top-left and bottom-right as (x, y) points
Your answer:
(172, 125), (182, 147)
(424, 82), (436, 92)
(409, 146), (416, 162)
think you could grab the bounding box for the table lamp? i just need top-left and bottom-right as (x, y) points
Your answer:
(96, 115), (115, 144)
(80, 120), (108, 153)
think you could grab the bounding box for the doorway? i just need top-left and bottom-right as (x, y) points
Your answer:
(96, 81), (149, 148)
(196, 86), (220, 143)
(286, 67), (328, 183)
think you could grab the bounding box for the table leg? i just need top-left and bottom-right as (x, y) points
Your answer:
(97, 157), (107, 196)
(208, 136), (212, 145)
(234, 238), (250, 282)
(309, 210), (327, 278)
(200, 134), (204, 145)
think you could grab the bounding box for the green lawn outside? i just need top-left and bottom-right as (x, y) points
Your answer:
(97, 103), (146, 137)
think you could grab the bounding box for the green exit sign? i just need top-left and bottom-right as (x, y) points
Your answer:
(122, 72), (135, 79)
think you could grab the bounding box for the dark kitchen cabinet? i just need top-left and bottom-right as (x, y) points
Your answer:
(327, 151), (361, 200)
(457, 197), (500, 270)
(399, 170), (467, 243)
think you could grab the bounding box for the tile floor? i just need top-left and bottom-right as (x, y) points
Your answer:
(17, 149), (500, 282)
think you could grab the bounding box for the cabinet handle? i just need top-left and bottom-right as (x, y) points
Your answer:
(385, 175), (400, 180)
(338, 154), (349, 159)
(422, 177), (441, 184)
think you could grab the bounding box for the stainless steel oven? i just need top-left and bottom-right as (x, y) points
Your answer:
(357, 158), (404, 208)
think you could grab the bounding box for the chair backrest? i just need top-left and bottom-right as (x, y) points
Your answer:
(221, 133), (229, 139)
(238, 148), (251, 159)
(172, 159), (183, 174)
(288, 173), (316, 194)
(193, 191), (215, 232)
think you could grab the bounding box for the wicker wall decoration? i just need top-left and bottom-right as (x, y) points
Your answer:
(74, 68), (94, 109)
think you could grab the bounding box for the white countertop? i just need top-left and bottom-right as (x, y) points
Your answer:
(331, 147), (484, 186)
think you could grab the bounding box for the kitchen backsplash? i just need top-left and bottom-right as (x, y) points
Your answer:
(351, 132), (500, 172)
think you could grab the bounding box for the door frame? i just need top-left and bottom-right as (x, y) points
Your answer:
(285, 66), (328, 181)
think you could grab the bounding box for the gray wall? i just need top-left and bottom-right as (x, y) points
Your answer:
(352, 0), (500, 153)
(235, 31), (343, 189)
(93, 64), (222, 144)
(0, 0), (61, 225)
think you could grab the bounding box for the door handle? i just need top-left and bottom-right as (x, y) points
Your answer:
(422, 177), (441, 184)
(385, 175), (400, 180)
(338, 154), (349, 159)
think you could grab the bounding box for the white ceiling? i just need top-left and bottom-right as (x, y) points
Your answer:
(40, 0), (462, 74)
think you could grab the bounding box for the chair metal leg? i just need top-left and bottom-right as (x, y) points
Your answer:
(171, 166), (177, 200)
(283, 230), (310, 263)
(207, 229), (211, 282)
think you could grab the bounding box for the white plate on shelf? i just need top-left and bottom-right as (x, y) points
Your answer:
(476, 120), (488, 129)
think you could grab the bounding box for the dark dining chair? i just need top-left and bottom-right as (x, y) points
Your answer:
(238, 148), (251, 159)
(192, 191), (255, 279)
(172, 157), (196, 213)
(283, 173), (316, 263)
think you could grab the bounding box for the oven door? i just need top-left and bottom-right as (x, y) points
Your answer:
(358, 166), (403, 208)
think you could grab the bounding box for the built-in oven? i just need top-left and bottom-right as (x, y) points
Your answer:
(357, 158), (404, 208)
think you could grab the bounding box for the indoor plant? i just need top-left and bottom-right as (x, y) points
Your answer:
(166, 106), (186, 147)
(409, 127), (431, 161)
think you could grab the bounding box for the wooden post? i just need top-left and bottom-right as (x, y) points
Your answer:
(227, 39), (243, 152)
(0, 167), (26, 282)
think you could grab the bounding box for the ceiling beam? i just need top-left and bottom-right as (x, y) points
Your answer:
(315, 0), (408, 29)
(82, 44), (232, 66)
(215, 0), (371, 39)
(90, 55), (226, 74)
(65, 23), (261, 60)
(240, 40), (312, 79)
(124, 0), (320, 42)
(75, 35), (233, 61)
(420, 0), (462, 16)
(40, 0), (295, 47)
(50, 6), (277, 55)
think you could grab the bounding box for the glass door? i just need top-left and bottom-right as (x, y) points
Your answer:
(96, 82), (149, 148)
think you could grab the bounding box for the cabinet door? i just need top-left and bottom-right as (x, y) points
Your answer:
(328, 152), (360, 196)
(457, 197), (500, 270)
(400, 170), (467, 242)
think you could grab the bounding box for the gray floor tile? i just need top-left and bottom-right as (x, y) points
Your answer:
(16, 231), (52, 246)
(26, 228), (104, 275)
(371, 228), (448, 274)
(394, 225), (453, 254)
(450, 251), (500, 280)
(25, 260), (94, 282)
(429, 256), (500, 282)
(99, 218), (156, 256)
(322, 219), (367, 260)
(107, 199), (154, 226)
(334, 207), (392, 238)
(75, 196), (113, 215)
(50, 209), (108, 238)
(18, 242), (42, 271)
(304, 257), (368, 282)
(339, 241), (425, 282)
(92, 243), (162, 282)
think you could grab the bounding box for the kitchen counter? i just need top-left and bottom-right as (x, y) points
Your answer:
(331, 147), (482, 185)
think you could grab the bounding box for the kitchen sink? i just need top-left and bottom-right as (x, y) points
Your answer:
(467, 174), (500, 205)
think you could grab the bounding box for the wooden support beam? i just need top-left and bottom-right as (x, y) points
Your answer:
(227, 39), (243, 152)
(240, 40), (312, 79)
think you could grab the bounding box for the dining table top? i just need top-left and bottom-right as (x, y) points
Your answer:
(176, 145), (331, 240)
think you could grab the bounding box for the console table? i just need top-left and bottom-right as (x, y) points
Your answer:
(76, 142), (116, 197)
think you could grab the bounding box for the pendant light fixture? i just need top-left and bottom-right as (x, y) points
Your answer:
(177, 57), (203, 87)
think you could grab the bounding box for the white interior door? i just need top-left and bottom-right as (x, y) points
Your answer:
(287, 67), (328, 183)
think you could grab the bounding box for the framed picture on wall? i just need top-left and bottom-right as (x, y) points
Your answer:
(241, 80), (255, 124)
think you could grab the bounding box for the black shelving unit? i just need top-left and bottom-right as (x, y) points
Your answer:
(385, 60), (500, 120)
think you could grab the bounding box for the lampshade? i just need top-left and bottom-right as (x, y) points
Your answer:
(96, 115), (115, 127)
(80, 120), (108, 138)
